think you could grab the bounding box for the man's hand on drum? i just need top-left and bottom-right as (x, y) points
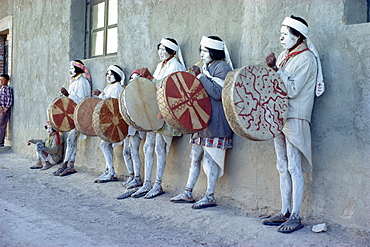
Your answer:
(189, 66), (201, 76)
(140, 67), (154, 81)
(92, 89), (101, 96)
(60, 87), (69, 97)
(265, 53), (279, 72)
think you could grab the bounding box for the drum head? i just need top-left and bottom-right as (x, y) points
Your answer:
(47, 96), (76, 132)
(119, 77), (164, 132)
(93, 98), (128, 143)
(222, 65), (288, 141)
(74, 97), (101, 136)
(158, 71), (211, 134)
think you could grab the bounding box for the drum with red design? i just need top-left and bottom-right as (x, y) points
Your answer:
(222, 65), (288, 141)
(47, 96), (76, 132)
(119, 77), (164, 132)
(93, 98), (128, 143)
(74, 97), (101, 136)
(157, 71), (211, 134)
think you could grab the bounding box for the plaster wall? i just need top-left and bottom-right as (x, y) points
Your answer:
(1, 0), (369, 231)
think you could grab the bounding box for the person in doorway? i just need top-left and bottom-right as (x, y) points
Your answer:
(170, 36), (233, 209)
(131, 38), (186, 199)
(0, 74), (13, 147)
(262, 15), (324, 233)
(28, 121), (64, 170)
(53, 60), (91, 176)
(93, 65), (125, 183)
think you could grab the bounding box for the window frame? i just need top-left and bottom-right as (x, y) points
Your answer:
(85, 0), (118, 58)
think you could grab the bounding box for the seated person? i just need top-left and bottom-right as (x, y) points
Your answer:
(28, 121), (64, 170)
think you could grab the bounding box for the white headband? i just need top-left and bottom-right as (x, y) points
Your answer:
(282, 17), (308, 37)
(160, 38), (186, 68)
(200, 36), (234, 70)
(282, 17), (324, 97)
(108, 65), (125, 82)
(200, 36), (224, 50)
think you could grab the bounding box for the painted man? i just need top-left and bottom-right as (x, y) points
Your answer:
(93, 65), (125, 183)
(170, 36), (234, 209)
(0, 74), (13, 147)
(117, 69), (147, 199)
(131, 38), (185, 199)
(53, 60), (91, 176)
(262, 16), (324, 233)
(28, 121), (64, 170)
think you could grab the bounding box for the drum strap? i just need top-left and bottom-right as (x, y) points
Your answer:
(278, 44), (309, 68)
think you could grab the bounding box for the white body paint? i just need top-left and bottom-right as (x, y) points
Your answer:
(185, 144), (219, 195)
(280, 26), (298, 50)
(123, 134), (142, 183)
(158, 44), (171, 62)
(63, 128), (79, 163)
(274, 127), (304, 216)
(200, 46), (213, 65)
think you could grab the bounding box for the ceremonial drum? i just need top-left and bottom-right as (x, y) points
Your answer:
(157, 71), (211, 134)
(74, 97), (101, 136)
(92, 98), (128, 143)
(47, 96), (76, 132)
(119, 77), (164, 132)
(222, 65), (288, 141)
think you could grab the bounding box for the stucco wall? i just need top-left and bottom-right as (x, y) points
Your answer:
(2, 0), (369, 231)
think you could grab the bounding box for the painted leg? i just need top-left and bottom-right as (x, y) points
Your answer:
(192, 150), (218, 209)
(277, 141), (304, 233)
(131, 132), (155, 198)
(125, 135), (143, 189)
(94, 141), (117, 183)
(263, 133), (292, 225)
(63, 129), (78, 163)
(131, 135), (142, 177)
(144, 134), (169, 199)
(274, 133), (292, 215)
(59, 130), (78, 176)
(170, 144), (203, 203)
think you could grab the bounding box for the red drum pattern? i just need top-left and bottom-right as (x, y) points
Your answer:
(93, 98), (128, 143)
(157, 71), (211, 134)
(222, 65), (288, 141)
(48, 96), (76, 132)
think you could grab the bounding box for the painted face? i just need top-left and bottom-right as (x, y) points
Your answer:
(158, 44), (171, 62)
(280, 25), (298, 50)
(130, 73), (140, 80)
(46, 126), (54, 134)
(200, 46), (213, 65)
(106, 70), (117, 83)
(69, 65), (77, 78)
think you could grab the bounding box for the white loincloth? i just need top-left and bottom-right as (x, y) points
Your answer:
(203, 146), (226, 180)
(282, 118), (312, 178)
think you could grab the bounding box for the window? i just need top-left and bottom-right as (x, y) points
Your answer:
(344, 0), (370, 24)
(86, 0), (118, 57)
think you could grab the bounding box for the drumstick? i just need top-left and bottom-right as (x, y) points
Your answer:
(186, 61), (202, 72)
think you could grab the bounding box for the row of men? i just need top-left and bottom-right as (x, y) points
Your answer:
(27, 15), (324, 234)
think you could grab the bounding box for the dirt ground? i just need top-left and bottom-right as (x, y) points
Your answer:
(0, 149), (369, 247)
